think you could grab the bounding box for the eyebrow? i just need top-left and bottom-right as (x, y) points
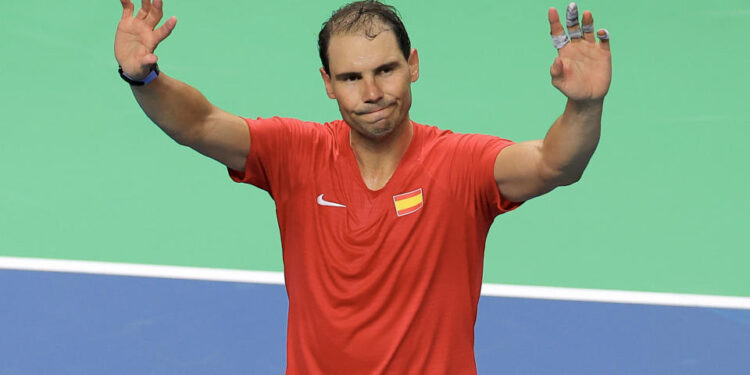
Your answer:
(334, 61), (401, 81)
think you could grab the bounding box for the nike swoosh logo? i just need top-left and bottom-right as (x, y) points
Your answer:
(317, 194), (346, 208)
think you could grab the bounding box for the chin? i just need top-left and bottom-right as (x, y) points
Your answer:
(360, 120), (397, 140)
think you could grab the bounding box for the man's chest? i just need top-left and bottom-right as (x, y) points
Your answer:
(285, 161), (440, 228)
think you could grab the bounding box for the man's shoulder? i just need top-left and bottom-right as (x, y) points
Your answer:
(247, 116), (345, 138)
(414, 121), (504, 140)
(414, 121), (481, 148)
(302, 118), (347, 138)
(413, 121), (513, 156)
(413, 121), (454, 141)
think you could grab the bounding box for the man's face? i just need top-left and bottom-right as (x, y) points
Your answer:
(321, 30), (419, 141)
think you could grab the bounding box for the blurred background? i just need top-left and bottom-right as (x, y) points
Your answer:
(1, 0), (748, 373)
(1, 0), (747, 295)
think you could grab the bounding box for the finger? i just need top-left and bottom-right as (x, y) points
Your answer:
(581, 10), (595, 43)
(597, 29), (610, 51)
(136, 0), (151, 20)
(548, 8), (569, 50)
(566, 2), (583, 43)
(548, 8), (565, 36)
(154, 16), (177, 44)
(120, 0), (134, 18)
(145, 0), (163, 27)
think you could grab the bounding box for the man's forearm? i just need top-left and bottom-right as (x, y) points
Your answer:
(540, 99), (603, 185)
(131, 72), (213, 145)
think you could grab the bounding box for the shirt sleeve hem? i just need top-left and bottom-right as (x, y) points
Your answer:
(489, 142), (524, 215)
(227, 117), (255, 184)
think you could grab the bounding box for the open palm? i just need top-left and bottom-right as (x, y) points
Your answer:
(114, 0), (177, 79)
(548, 6), (612, 103)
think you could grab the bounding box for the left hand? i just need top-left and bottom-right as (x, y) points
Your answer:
(548, 3), (612, 103)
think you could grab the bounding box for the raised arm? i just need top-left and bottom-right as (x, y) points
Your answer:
(494, 3), (611, 202)
(115, 0), (248, 172)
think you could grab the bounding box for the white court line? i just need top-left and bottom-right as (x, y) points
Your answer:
(2, 256), (750, 310)
(479, 284), (750, 310)
(0, 256), (284, 285)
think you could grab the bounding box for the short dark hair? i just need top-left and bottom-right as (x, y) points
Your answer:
(318, 0), (411, 75)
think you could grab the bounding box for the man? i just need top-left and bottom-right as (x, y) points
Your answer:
(114, 0), (611, 373)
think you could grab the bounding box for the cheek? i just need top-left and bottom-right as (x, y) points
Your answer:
(334, 87), (361, 109)
(385, 76), (411, 99)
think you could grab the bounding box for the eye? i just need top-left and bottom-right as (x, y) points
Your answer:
(341, 75), (360, 83)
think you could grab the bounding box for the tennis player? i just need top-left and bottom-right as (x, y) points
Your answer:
(114, 0), (611, 373)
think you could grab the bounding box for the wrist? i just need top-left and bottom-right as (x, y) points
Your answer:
(118, 64), (159, 86)
(566, 98), (603, 114)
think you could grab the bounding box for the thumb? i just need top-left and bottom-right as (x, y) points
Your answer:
(550, 57), (564, 79)
(141, 53), (158, 67)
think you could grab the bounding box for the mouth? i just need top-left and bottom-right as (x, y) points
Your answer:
(359, 103), (394, 116)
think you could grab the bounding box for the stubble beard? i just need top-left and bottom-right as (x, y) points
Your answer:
(350, 99), (411, 143)
(349, 111), (402, 143)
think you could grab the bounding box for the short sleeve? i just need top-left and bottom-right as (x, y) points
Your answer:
(447, 133), (524, 218)
(228, 116), (326, 199)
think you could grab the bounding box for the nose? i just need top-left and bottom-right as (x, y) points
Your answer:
(361, 77), (383, 104)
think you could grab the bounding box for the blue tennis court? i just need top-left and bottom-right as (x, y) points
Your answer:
(3, 268), (749, 374)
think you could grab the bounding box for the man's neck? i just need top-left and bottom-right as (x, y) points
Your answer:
(350, 119), (414, 191)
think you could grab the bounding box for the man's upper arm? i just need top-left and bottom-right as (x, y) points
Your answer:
(493, 140), (559, 202)
(189, 106), (250, 173)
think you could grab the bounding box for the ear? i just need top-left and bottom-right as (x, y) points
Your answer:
(319, 67), (336, 99)
(408, 48), (420, 83)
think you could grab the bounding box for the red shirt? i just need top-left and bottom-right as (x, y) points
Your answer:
(229, 117), (521, 374)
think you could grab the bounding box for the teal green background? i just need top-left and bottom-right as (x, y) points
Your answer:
(1, 0), (748, 296)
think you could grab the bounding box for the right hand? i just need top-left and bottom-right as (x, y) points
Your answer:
(115, 0), (177, 79)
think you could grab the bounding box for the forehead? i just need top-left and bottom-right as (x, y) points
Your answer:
(327, 31), (404, 74)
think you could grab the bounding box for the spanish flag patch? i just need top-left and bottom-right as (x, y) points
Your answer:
(393, 188), (424, 217)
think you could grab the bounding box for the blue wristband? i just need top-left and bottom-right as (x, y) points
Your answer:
(118, 65), (159, 86)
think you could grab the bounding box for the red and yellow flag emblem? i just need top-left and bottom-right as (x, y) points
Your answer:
(393, 188), (424, 217)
